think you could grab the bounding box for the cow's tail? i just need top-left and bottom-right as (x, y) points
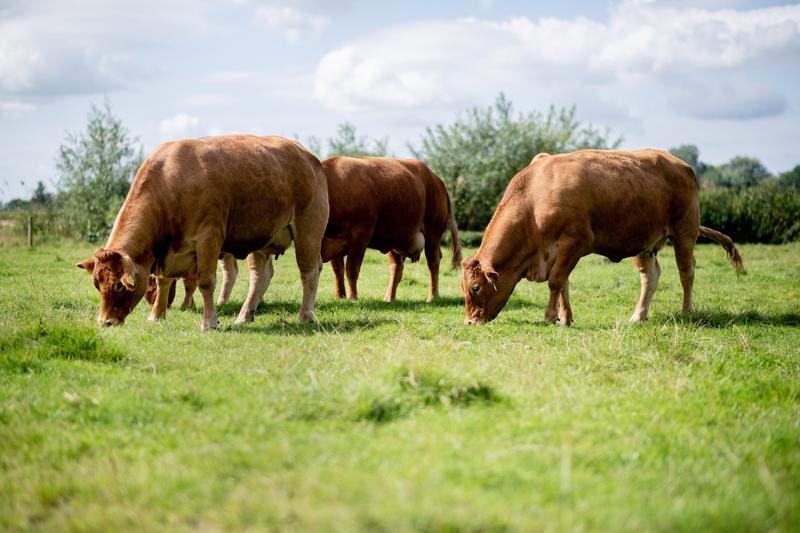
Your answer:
(446, 189), (462, 270)
(699, 225), (743, 277)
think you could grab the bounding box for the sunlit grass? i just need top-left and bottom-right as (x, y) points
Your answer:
(1, 240), (798, 531)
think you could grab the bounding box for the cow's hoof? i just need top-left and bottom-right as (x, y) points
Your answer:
(298, 312), (314, 324)
(200, 318), (218, 331)
(629, 314), (648, 324)
(235, 311), (254, 325)
(384, 295), (395, 303)
(558, 317), (572, 327)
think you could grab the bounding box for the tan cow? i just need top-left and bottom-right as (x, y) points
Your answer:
(320, 156), (461, 302)
(76, 135), (328, 330)
(462, 149), (742, 325)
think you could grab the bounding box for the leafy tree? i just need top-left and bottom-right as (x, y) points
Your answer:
(668, 144), (708, 183)
(411, 93), (621, 230)
(777, 164), (800, 193)
(56, 101), (144, 242)
(701, 156), (770, 190)
(326, 122), (389, 158)
(31, 181), (53, 206)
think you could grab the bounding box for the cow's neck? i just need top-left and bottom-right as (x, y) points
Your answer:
(105, 188), (161, 269)
(476, 201), (533, 282)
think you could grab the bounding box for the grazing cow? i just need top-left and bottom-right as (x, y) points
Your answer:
(462, 149), (742, 325)
(76, 135), (328, 330)
(321, 156), (461, 302)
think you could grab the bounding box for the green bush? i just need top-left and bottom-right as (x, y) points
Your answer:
(700, 184), (800, 244)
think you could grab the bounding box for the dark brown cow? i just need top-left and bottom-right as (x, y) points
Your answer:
(320, 156), (461, 302)
(462, 149), (742, 325)
(76, 135), (328, 330)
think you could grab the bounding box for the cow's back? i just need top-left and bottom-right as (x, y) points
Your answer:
(524, 149), (698, 260)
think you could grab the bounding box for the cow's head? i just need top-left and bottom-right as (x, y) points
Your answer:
(76, 248), (148, 326)
(461, 256), (517, 324)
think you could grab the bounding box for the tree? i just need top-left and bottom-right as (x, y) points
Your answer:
(411, 93), (621, 230)
(668, 144), (708, 183)
(702, 156), (770, 190)
(777, 164), (800, 193)
(325, 122), (389, 158)
(56, 101), (144, 242)
(30, 181), (53, 207)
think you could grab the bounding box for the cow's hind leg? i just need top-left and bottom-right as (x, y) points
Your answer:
(630, 252), (661, 323)
(384, 251), (405, 302)
(424, 236), (442, 302)
(149, 277), (175, 321)
(217, 253), (238, 305)
(293, 199), (327, 323)
(559, 277), (573, 327)
(235, 252), (272, 324)
(545, 241), (583, 325)
(331, 256), (346, 299)
(180, 265), (197, 310)
(672, 237), (697, 315)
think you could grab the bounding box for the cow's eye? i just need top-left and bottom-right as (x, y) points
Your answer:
(114, 282), (124, 292)
(471, 284), (480, 294)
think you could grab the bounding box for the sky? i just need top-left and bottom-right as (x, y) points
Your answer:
(1, 0), (799, 201)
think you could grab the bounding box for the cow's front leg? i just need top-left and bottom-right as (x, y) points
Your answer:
(331, 256), (346, 299)
(180, 265), (197, 310)
(196, 240), (221, 331)
(149, 277), (175, 322)
(545, 240), (582, 325)
(345, 247), (366, 300)
(217, 253), (238, 306)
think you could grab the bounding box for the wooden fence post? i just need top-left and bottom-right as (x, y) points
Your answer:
(28, 215), (33, 247)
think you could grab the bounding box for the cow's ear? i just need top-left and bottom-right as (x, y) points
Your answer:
(482, 263), (499, 283)
(120, 254), (141, 290)
(76, 258), (95, 273)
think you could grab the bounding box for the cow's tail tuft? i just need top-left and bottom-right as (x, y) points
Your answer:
(447, 190), (462, 270)
(699, 225), (743, 277)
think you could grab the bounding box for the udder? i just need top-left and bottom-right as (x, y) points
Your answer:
(393, 231), (425, 262)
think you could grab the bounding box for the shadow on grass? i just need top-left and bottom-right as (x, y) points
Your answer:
(229, 318), (392, 336)
(671, 310), (800, 328)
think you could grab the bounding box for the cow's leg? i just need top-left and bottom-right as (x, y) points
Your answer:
(235, 252), (273, 324)
(345, 246), (366, 300)
(384, 251), (405, 302)
(149, 277), (175, 322)
(673, 238), (697, 315)
(196, 239), (222, 331)
(558, 277), (573, 327)
(331, 256), (346, 299)
(424, 236), (442, 302)
(630, 252), (661, 323)
(217, 253), (238, 306)
(180, 266), (197, 310)
(545, 242), (582, 325)
(293, 202), (327, 323)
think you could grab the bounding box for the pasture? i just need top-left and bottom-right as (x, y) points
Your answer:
(1, 240), (799, 531)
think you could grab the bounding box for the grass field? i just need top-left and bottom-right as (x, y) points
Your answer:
(1, 240), (799, 531)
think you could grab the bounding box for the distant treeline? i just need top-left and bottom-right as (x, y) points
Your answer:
(2, 95), (799, 245)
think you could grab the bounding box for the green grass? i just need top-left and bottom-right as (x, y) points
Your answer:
(1, 240), (799, 531)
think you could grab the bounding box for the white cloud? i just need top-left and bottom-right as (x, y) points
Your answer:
(0, 100), (36, 113)
(254, 5), (329, 43)
(314, 3), (800, 119)
(159, 113), (201, 140)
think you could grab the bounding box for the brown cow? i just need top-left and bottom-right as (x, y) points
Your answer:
(76, 135), (328, 330)
(320, 156), (461, 302)
(462, 149), (742, 325)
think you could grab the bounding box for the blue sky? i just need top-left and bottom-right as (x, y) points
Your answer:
(1, 0), (798, 201)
